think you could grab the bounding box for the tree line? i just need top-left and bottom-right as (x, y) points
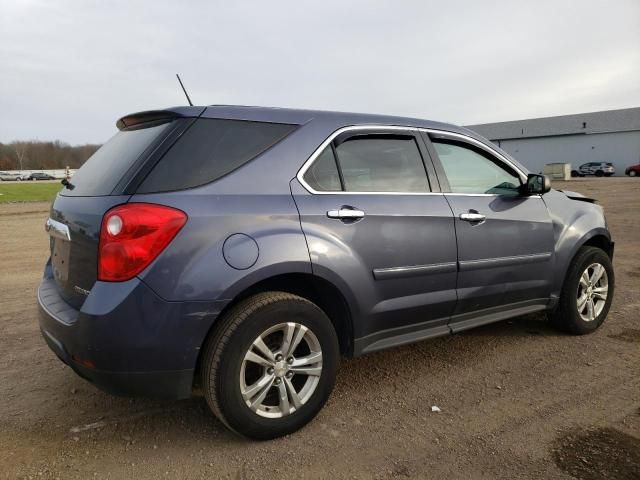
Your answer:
(0, 141), (101, 171)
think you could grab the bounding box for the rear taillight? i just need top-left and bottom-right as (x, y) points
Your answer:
(98, 203), (187, 282)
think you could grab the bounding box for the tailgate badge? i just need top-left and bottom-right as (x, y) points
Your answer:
(73, 286), (91, 296)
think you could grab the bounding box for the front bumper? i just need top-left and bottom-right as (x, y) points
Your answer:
(38, 262), (224, 399)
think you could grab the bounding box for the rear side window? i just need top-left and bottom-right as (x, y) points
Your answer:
(62, 122), (170, 196)
(137, 118), (297, 193)
(336, 136), (429, 192)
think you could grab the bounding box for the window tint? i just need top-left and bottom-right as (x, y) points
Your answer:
(303, 146), (342, 191)
(335, 136), (429, 192)
(62, 122), (171, 196)
(433, 140), (521, 195)
(138, 118), (297, 193)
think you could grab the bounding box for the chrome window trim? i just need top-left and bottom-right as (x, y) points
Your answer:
(421, 128), (527, 183)
(296, 125), (528, 195)
(297, 125), (441, 196)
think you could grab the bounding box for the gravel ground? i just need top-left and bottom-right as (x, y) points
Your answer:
(0, 178), (638, 479)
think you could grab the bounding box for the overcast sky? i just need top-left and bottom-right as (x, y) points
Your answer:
(1, 0), (639, 145)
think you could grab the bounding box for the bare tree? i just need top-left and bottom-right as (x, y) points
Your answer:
(13, 142), (28, 170)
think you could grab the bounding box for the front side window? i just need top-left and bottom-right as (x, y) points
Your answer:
(335, 136), (429, 193)
(432, 140), (521, 195)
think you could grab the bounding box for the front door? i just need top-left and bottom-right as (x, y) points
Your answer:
(291, 127), (458, 352)
(424, 131), (555, 331)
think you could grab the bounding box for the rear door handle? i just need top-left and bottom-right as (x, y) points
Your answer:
(460, 212), (486, 222)
(327, 208), (365, 220)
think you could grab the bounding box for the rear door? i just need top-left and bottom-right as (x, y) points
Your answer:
(422, 131), (555, 330)
(291, 127), (458, 352)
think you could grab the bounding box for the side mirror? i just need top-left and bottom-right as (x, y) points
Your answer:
(523, 174), (551, 195)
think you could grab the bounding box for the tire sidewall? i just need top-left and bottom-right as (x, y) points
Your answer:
(215, 299), (339, 439)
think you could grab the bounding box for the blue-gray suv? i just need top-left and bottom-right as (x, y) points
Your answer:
(38, 106), (615, 439)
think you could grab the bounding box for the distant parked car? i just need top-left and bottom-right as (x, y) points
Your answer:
(624, 164), (640, 177)
(0, 171), (22, 181)
(577, 162), (615, 177)
(25, 172), (55, 181)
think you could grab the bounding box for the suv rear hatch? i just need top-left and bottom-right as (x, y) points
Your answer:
(48, 108), (202, 308)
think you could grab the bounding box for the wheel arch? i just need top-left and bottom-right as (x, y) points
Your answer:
(194, 272), (355, 384)
(553, 227), (613, 300)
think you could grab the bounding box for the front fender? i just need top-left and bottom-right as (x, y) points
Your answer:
(543, 190), (611, 296)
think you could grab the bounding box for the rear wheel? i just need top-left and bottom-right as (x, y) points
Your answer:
(549, 246), (614, 334)
(629, 170), (637, 177)
(201, 292), (339, 440)
(595, 170), (604, 177)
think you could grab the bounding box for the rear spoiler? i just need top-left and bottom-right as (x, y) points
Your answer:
(116, 107), (205, 130)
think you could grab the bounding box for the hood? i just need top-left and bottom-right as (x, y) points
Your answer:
(557, 189), (597, 204)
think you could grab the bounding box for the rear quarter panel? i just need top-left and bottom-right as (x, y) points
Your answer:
(131, 190), (311, 303)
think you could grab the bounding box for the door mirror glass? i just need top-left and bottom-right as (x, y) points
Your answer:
(524, 174), (551, 195)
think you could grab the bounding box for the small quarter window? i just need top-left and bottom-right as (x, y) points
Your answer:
(303, 147), (342, 192)
(336, 136), (429, 193)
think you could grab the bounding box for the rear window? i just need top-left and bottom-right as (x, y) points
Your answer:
(136, 118), (297, 193)
(62, 122), (171, 196)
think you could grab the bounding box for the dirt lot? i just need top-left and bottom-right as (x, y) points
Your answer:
(0, 178), (638, 479)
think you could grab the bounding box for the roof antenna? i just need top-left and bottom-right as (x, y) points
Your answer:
(176, 74), (193, 106)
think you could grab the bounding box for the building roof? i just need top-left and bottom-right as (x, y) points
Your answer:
(466, 107), (640, 141)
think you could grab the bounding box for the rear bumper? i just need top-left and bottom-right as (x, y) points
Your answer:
(38, 262), (224, 399)
(39, 326), (193, 398)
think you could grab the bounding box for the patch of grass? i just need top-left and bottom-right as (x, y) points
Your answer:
(0, 182), (62, 203)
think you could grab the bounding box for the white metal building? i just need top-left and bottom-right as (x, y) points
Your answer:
(466, 107), (640, 176)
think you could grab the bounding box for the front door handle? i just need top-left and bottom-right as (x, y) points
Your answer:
(460, 212), (486, 222)
(327, 208), (365, 220)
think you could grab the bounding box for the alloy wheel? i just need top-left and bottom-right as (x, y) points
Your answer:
(576, 263), (608, 322)
(240, 322), (323, 418)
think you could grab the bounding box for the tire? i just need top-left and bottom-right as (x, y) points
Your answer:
(595, 170), (604, 177)
(548, 246), (614, 334)
(570, 170), (579, 178)
(201, 291), (339, 440)
(629, 170), (637, 177)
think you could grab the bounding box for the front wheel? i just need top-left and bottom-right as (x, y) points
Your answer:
(201, 292), (339, 440)
(629, 170), (637, 177)
(549, 246), (614, 334)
